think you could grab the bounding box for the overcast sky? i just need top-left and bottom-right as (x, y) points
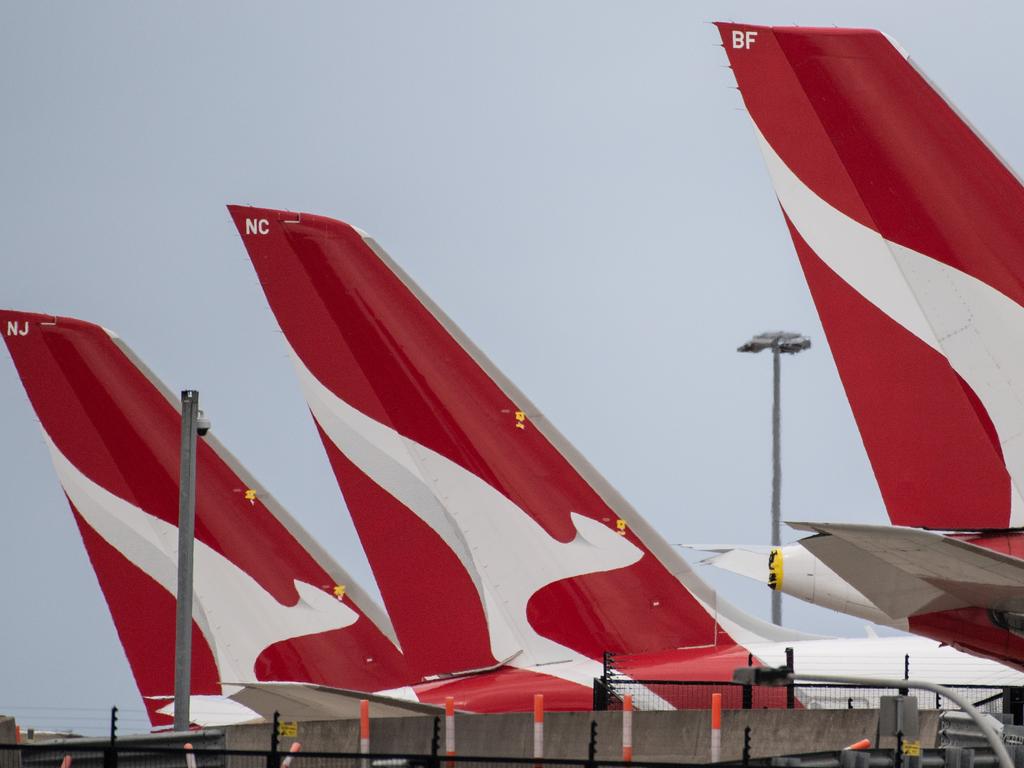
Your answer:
(1, 0), (1019, 736)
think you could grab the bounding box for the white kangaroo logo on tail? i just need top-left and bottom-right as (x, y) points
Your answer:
(287, 347), (644, 673)
(43, 434), (358, 687)
(754, 126), (1024, 525)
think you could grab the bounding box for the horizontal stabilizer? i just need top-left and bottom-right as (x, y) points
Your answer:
(700, 548), (767, 582)
(153, 696), (262, 727)
(226, 682), (444, 721)
(678, 544), (773, 555)
(793, 523), (1024, 618)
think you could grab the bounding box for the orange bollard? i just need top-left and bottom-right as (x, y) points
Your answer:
(844, 739), (872, 751)
(14, 726), (20, 745)
(445, 697), (455, 766)
(282, 741), (302, 768)
(359, 699), (370, 754)
(710, 693), (722, 762)
(533, 694), (544, 761)
(622, 694), (633, 762)
(59, 756), (72, 768)
(184, 742), (196, 768)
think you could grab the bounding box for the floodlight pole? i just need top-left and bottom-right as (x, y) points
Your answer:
(174, 389), (199, 732)
(738, 332), (810, 626)
(770, 343), (782, 626)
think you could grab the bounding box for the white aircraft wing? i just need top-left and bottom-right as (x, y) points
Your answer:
(792, 522), (1024, 618)
(224, 682), (445, 721)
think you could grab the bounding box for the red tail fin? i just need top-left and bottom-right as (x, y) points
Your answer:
(718, 24), (1024, 529)
(0, 311), (412, 724)
(229, 206), (798, 678)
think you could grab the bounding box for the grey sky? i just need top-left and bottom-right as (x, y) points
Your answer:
(0, 0), (1017, 735)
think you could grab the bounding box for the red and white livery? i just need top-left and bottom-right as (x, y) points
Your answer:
(714, 23), (1024, 667)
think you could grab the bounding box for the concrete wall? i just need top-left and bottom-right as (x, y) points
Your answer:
(222, 709), (939, 764)
(0, 717), (15, 745)
(0, 717), (16, 768)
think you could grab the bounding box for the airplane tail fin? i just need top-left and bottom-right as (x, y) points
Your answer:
(0, 311), (412, 725)
(717, 23), (1024, 530)
(228, 206), (805, 679)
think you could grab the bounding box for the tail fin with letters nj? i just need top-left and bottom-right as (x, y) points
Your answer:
(0, 311), (413, 725)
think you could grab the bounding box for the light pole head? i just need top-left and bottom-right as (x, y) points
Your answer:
(738, 331), (811, 355)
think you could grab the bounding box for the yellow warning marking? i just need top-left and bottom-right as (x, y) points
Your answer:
(514, 410), (527, 430)
(333, 584), (347, 601)
(615, 519), (627, 536)
(243, 489), (257, 504)
(768, 547), (783, 592)
(278, 721), (298, 738)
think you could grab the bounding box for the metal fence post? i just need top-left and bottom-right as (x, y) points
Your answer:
(104, 707), (118, 768)
(268, 710), (280, 768)
(1004, 686), (1024, 725)
(431, 715), (441, 768)
(785, 648), (795, 709)
(900, 655), (909, 697)
(593, 678), (607, 711)
(743, 653), (753, 709)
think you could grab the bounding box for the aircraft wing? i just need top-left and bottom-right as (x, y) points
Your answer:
(225, 682), (444, 721)
(792, 523), (1024, 618)
(695, 548), (767, 582)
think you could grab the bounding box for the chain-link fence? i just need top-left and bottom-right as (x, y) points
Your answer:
(596, 676), (1021, 714)
(594, 651), (1024, 718)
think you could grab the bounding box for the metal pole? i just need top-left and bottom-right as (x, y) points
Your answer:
(789, 672), (1012, 768)
(771, 344), (782, 626)
(174, 390), (199, 732)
